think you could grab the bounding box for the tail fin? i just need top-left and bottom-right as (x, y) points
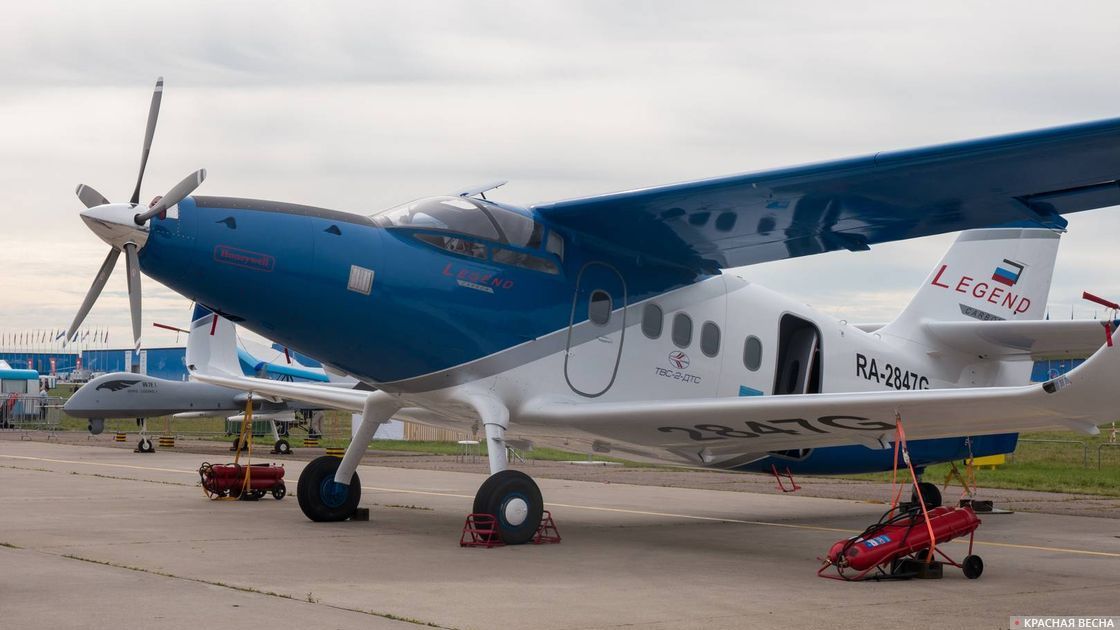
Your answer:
(880, 228), (1061, 341)
(185, 304), (242, 377)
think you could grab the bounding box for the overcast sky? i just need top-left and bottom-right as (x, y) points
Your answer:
(2, 1), (1120, 351)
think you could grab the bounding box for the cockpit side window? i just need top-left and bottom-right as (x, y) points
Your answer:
(414, 233), (488, 260)
(375, 196), (565, 269)
(373, 197), (500, 241)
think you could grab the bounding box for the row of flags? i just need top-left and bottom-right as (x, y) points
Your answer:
(0, 328), (110, 349)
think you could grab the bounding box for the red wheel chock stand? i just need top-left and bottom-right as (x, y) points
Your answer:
(460, 510), (561, 548)
(771, 464), (801, 492)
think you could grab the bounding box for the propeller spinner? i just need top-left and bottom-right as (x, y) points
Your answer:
(63, 77), (207, 349)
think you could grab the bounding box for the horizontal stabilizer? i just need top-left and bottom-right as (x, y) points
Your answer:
(923, 319), (1115, 359)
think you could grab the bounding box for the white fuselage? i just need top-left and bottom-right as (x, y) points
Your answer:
(387, 273), (1030, 465)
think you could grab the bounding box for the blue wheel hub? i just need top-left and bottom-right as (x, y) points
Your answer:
(319, 476), (350, 508)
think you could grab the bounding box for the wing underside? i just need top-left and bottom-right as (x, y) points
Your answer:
(533, 118), (1120, 270)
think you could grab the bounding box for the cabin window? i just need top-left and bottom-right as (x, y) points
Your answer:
(492, 247), (559, 274)
(743, 336), (763, 371)
(671, 313), (692, 348)
(589, 290), (612, 325)
(700, 322), (721, 357)
(414, 233), (487, 260)
(642, 304), (663, 339)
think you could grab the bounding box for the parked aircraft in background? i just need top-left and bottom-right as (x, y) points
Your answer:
(65, 78), (1120, 543)
(63, 305), (355, 453)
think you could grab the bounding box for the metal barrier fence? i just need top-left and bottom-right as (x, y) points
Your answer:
(0, 395), (65, 435)
(1099, 443), (1120, 469)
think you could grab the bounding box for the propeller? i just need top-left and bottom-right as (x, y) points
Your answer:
(75, 184), (109, 209)
(63, 77), (207, 350)
(134, 168), (206, 224)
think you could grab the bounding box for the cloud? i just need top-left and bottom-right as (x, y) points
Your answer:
(2, 1), (1120, 350)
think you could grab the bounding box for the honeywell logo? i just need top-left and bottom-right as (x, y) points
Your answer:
(213, 245), (275, 272)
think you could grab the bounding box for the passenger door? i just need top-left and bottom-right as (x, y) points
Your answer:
(564, 262), (627, 397)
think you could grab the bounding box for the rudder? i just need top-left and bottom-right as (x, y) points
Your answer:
(880, 228), (1061, 341)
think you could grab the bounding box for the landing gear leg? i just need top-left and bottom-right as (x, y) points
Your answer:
(296, 392), (398, 522)
(136, 418), (154, 453)
(470, 396), (543, 545)
(270, 420), (291, 454)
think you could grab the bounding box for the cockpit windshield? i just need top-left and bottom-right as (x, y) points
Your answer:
(372, 196), (543, 249)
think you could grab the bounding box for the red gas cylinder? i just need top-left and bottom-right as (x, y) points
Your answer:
(199, 462), (286, 495)
(828, 507), (981, 571)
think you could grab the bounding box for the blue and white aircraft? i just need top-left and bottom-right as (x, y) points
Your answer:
(64, 78), (1120, 543)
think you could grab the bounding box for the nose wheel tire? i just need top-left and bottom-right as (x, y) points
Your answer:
(274, 439), (292, 455)
(297, 455), (361, 522)
(137, 438), (154, 453)
(473, 470), (543, 545)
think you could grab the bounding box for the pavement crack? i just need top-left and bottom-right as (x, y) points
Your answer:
(57, 552), (458, 629)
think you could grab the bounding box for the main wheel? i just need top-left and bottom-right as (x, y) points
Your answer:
(911, 482), (942, 509)
(473, 470), (543, 545)
(297, 455), (361, 522)
(274, 439), (292, 455)
(962, 554), (984, 579)
(137, 438), (154, 453)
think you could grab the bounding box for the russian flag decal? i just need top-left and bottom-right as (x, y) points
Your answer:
(992, 259), (1025, 287)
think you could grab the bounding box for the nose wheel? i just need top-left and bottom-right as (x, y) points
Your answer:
(472, 470), (543, 545)
(296, 455), (361, 522)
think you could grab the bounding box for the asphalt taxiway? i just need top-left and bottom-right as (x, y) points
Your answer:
(1, 440), (1117, 629)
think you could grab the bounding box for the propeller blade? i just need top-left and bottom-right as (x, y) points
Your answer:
(130, 77), (164, 205)
(75, 184), (110, 209)
(63, 248), (120, 344)
(134, 168), (206, 224)
(123, 243), (143, 349)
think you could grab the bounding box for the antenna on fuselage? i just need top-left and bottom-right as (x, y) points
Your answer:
(451, 180), (508, 200)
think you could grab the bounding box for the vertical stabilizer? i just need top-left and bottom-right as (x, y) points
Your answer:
(185, 304), (243, 377)
(880, 228), (1061, 342)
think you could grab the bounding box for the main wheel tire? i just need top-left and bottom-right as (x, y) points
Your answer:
(472, 470), (543, 545)
(911, 482), (942, 509)
(274, 439), (292, 455)
(137, 438), (154, 453)
(962, 554), (984, 579)
(297, 455), (361, 522)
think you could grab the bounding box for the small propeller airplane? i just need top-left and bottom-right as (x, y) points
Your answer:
(63, 305), (354, 454)
(64, 78), (1120, 543)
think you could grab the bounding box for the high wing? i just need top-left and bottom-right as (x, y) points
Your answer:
(533, 118), (1120, 270)
(922, 319), (1116, 360)
(518, 340), (1120, 465)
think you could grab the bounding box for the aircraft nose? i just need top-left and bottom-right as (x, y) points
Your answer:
(80, 203), (149, 250)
